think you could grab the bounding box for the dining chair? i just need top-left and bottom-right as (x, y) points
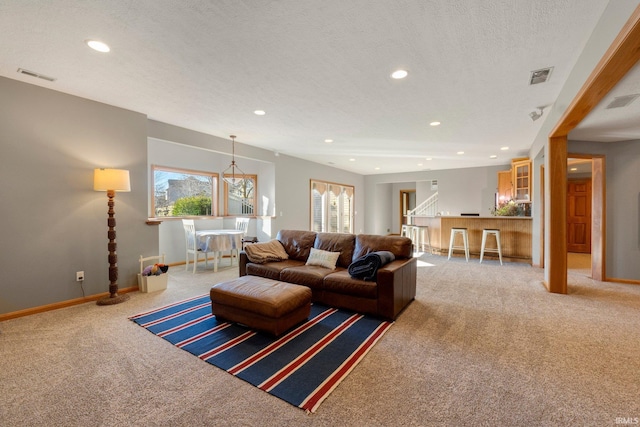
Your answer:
(232, 217), (251, 262)
(182, 219), (207, 273)
(235, 217), (250, 233)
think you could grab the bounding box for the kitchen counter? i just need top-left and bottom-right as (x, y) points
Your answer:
(411, 216), (532, 262)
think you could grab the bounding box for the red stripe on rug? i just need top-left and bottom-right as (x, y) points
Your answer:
(199, 331), (256, 361)
(258, 314), (363, 392)
(176, 323), (232, 348)
(227, 307), (338, 375)
(300, 320), (393, 413)
(128, 294), (208, 319)
(157, 314), (214, 337)
(139, 302), (210, 328)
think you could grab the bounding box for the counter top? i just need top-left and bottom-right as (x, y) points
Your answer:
(434, 216), (532, 220)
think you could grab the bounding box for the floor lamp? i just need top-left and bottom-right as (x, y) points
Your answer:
(94, 168), (131, 305)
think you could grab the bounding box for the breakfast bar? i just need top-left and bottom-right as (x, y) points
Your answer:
(411, 216), (532, 263)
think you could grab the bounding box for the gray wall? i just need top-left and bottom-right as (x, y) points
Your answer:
(147, 121), (366, 234)
(0, 78), (365, 315)
(3, 0), (638, 314)
(148, 137), (277, 218)
(148, 138), (276, 264)
(392, 182), (415, 234)
(528, 0), (640, 278)
(147, 121), (366, 266)
(568, 139), (640, 281)
(364, 165), (509, 235)
(0, 77), (157, 313)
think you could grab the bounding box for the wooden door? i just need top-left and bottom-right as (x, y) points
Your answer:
(567, 179), (592, 253)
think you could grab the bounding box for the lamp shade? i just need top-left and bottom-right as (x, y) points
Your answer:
(94, 168), (131, 192)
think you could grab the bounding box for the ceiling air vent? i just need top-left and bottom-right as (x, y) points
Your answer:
(529, 67), (553, 85)
(17, 68), (56, 82)
(605, 94), (640, 109)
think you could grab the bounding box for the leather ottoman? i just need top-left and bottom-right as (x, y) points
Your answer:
(210, 276), (311, 336)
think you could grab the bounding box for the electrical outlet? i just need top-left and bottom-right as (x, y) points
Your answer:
(76, 271), (84, 282)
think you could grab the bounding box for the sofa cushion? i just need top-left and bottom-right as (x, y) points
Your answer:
(247, 259), (305, 280)
(314, 232), (356, 268)
(276, 230), (317, 261)
(305, 248), (340, 270)
(244, 239), (289, 264)
(323, 270), (378, 299)
(353, 234), (412, 260)
(280, 265), (341, 289)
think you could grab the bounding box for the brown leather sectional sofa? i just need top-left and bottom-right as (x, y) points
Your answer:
(239, 229), (417, 320)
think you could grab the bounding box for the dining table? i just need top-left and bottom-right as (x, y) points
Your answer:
(195, 229), (245, 272)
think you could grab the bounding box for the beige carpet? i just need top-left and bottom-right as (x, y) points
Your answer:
(568, 252), (592, 277)
(1, 255), (639, 426)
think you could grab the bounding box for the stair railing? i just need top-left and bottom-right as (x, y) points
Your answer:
(407, 191), (439, 223)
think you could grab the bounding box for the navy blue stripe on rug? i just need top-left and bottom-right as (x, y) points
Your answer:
(129, 294), (392, 413)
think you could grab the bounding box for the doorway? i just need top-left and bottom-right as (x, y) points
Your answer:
(540, 156), (604, 280)
(399, 190), (416, 234)
(567, 175), (592, 277)
(565, 155), (605, 281)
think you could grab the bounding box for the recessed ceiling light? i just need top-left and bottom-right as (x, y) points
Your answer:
(324, 139), (333, 143)
(490, 155), (497, 159)
(417, 163), (423, 167)
(374, 167), (380, 170)
(426, 158), (432, 161)
(430, 121), (441, 126)
(500, 146), (509, 151)
(254, 110), (266, 116)
(349, 158), (356, 162)
(457, 151), (464, 155)
(391, 69), (408, 79)
(570, 167), (578, 171)
(86, 40), (110, 52)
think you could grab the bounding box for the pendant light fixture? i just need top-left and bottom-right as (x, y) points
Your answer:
(222, 135), (246, 186)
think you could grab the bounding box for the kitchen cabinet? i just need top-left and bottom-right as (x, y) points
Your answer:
(497, 170), (512, 202)
(512, 159), (532, 202)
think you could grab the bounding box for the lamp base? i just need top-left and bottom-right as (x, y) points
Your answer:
(96, 293), (130, 306)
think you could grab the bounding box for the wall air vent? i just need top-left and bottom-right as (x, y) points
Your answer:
(17, 68), (56, 82)
(529, 67), (553, 85)
(605, 94), (639, 109)
(431, 179), (438, 190)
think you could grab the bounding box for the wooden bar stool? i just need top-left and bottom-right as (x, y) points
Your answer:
(448, 228), (469, 262)
(480, 229), (503, 265)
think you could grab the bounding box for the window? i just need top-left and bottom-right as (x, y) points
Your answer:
(224, 175), (257, 216)
(310, 180), (354, 233)
(152, 165), (218, 217)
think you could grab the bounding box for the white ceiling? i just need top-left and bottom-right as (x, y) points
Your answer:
(1, 1), (637, 175)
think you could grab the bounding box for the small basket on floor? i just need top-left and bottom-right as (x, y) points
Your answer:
(137, 254), (168, 293)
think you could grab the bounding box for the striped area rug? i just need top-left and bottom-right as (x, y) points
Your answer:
(129, 294), (393, 413)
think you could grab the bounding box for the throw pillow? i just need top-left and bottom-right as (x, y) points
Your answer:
(244, 239), (289, 264)
(305, 247), (340, 270)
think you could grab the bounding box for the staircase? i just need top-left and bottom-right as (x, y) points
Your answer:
(406, 192), (438, 223)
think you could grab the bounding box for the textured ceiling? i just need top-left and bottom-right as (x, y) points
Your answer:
(0, 0), (635, 175)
